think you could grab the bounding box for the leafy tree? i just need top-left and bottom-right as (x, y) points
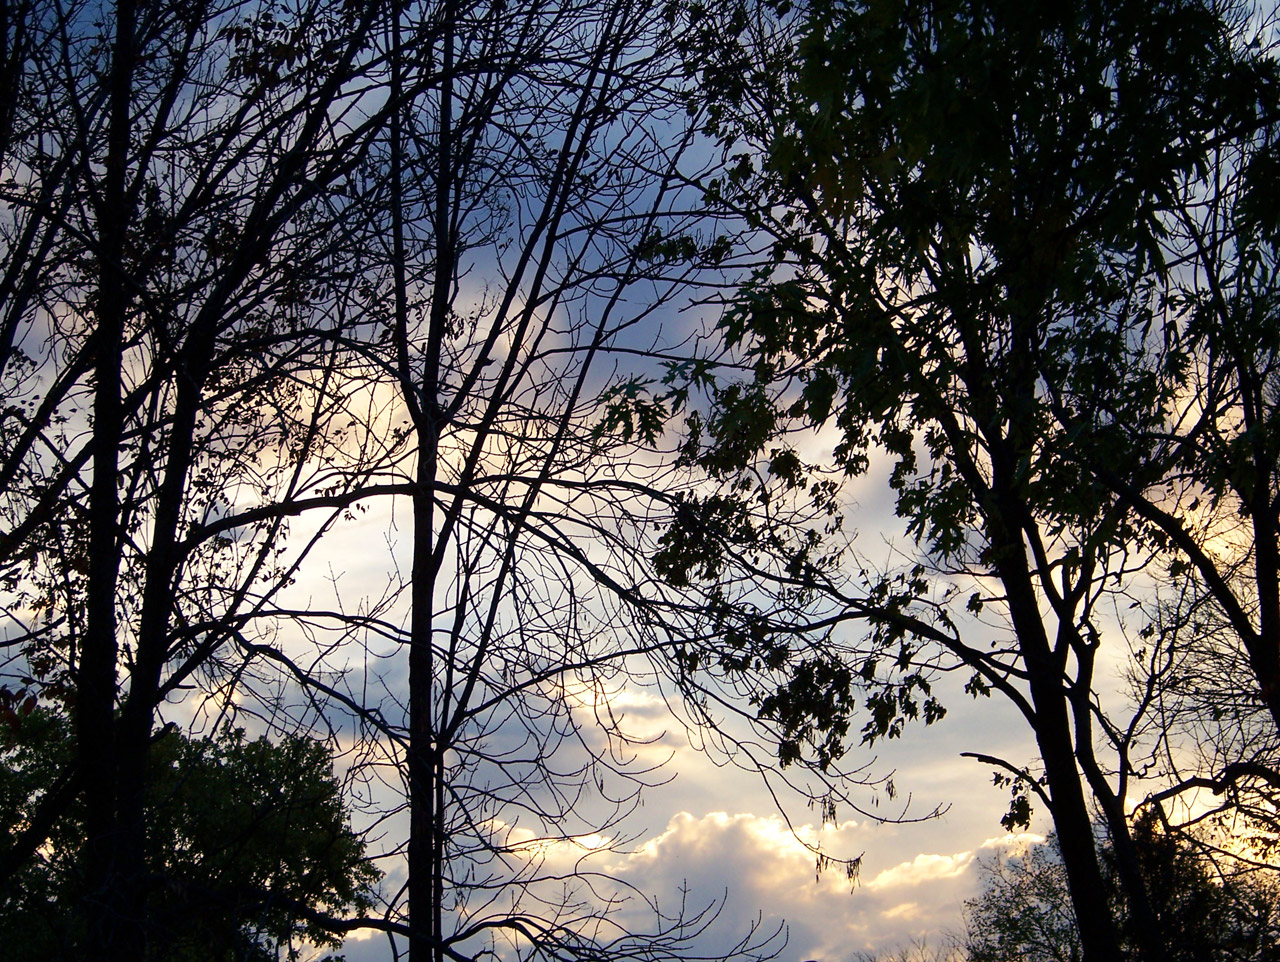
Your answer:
(0, 707), (377, 961)
(962, 822), (1280, 962)
(962, 839), (1085, 962)
(671, 0), (1280, 960)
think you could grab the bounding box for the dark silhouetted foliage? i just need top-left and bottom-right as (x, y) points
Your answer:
(0, 708), (376, 961)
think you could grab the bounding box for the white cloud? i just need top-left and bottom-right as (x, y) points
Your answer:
(980, 831), (1045, 851)
(608, 811), (983, 961)
(334, 808), (1005, 962)
(864, 851), (975, 890)
(882, 901), (921, 920)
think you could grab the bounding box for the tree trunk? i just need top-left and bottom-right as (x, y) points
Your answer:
(113, 352), (208, 957)
(79, 0), (135, 954)
(406, 1), (455, 956)
(997, 543), (1124, 962)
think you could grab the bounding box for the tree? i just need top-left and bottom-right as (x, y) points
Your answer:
(962, 823), (1280, 962)
(667, 1), (1280, 960)
(961, 840), (1080, 962)
(859, 825), (1280, 962)
(0, 706), (377, 961)
(0, 0), (406, 955)
(1126, 577), (1280, 873)
(278, 1), (793, 958)
(1095, 53), (1280, 837)
(1089, 51), (1280, 735)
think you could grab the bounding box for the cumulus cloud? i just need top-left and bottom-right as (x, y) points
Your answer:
(864, 851), (975, 890)
(338, 809), (997, 961)
(621, 811), (864, 899)
(608, 811), (984, 961)
(980, 831), (1046, 851)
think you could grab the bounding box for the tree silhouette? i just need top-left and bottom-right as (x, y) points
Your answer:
(673, 1), (1280, 959)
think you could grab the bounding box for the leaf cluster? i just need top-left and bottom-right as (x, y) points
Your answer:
(0, 710), (377, 962)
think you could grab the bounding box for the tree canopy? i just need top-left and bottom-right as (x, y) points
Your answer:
(665, 0), (1280, 959)
(0, 709), (376, 961)
(963, 821), (1280, 962)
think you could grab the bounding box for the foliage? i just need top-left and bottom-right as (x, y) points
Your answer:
(0, 0), (397, 952)
(962, 838), (1084, 962)
(963, 822), (1280, 962)
(0, 709), (377, 961)
(678, 0), (1280, 958)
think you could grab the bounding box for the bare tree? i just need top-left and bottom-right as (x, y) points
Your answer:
(309, 0), (795, 957)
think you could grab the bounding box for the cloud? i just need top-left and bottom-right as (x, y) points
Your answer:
(622, 810), (869, 893)
(980, 831), (1045, 851)
(335, 809), (995, 962)
(608, 811), (983, 961)
(882, 901), (921, 920)
(864, 851), (975, 890)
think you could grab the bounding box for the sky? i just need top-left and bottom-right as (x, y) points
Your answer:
(246, 444), (1065, 962)
(194, 254), (1084, 962)
(57, 5), (1126, 954)
(3, 3), (1266, 960)
(324, 624), (1054, 962)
